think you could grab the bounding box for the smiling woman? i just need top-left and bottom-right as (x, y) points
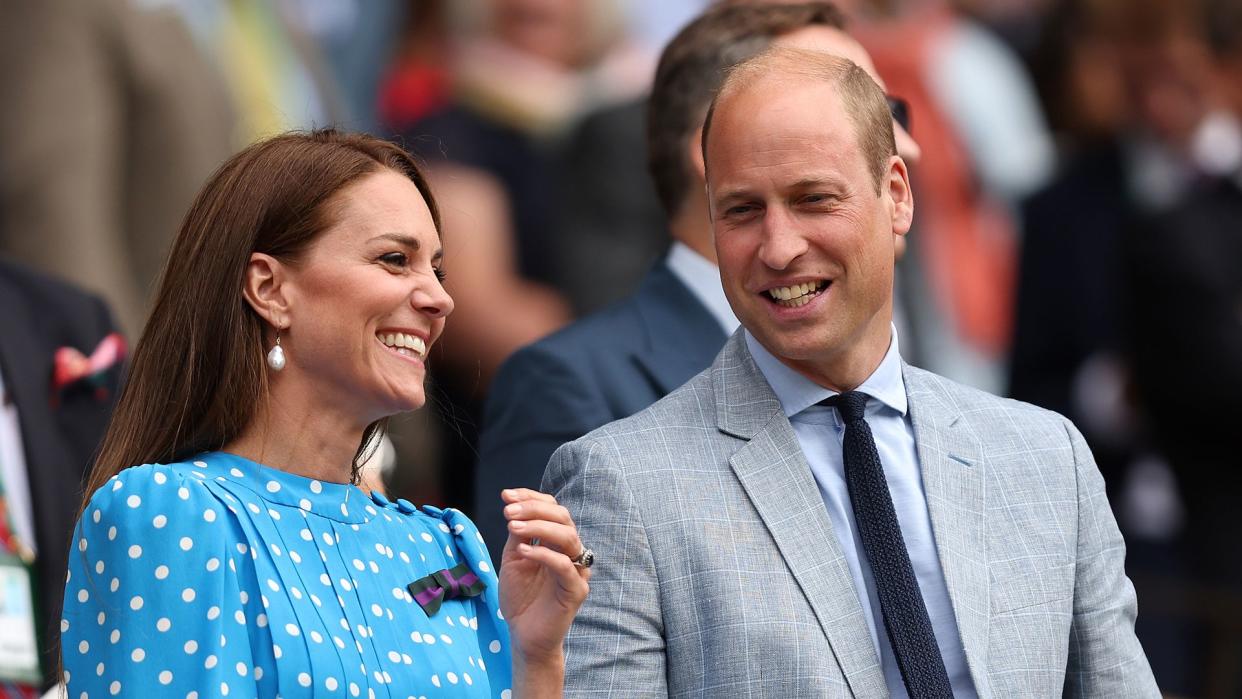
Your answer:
(61, 130), (590, 698)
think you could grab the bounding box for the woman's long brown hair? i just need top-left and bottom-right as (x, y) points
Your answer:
(81, 130), (440, 511)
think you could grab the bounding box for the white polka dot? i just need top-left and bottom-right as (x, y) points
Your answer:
(127, 495), (141, 508)
(420, 532), (433, 543)
(247, 503), (261, 514)
(352, 559), (365, 571)
(266, 481), (281, 493)
(180, 537), (194, 551)
(221, 683), (229, 696)
(230, 468), (244, 477)
(440, 634), (452, 644)
(204, 655), (218, 669)
(463, 672), (473, 685)
(270, 544), (282, 557)
(207, 606), (220, 620)
(256, 613), (268, 627)
(61, 619), (69, 632)
(501, 690), (513, 699)
(431, 675), (441, 687)
(422, 633), (435, 644)
(290, 551), (303, 564)
(310, 480), (323, 494)
(254, 667), (263, 680)
(236, 662), (248, 676)
(184, 640), (198, 654)
(182, 588), (196, 602)
(310, 630), (323, 643)
(154, 472), (168, 485)
(157, 617), (171, 632)
(298, 673), (311, 687)
(206, 558), (220, 572)
(110, 578), (120, 592)
(489, 640), (501, 653)
(267, 579), (280, 592)
(387, 650), (401, 662)
(78, 538), (88, 552)
(92, 509), (101, 523)
(129, 596), (144, 611)
(234, 610), (245, 624)
(155, 565), (169, 580)
(177, 487), (189, 500)
(300, 498), (313, 511)
(78, 640), (89, 654)
(203, 509), (217, 523)
(273, 644), (282, 659)
(77, 589), (89, 603)
(96, 611), (105, 625)
(479, 560), (491, 572)
(268, 508), (281, 520)
(350, 682), (360, 696)
(109, 629), (121, 644)
(131, 648), (145, 662)
(107, 526), (117, 540)
(128, 545), (142, 559)
(159, 670), (173, 684)
(285, 623), (300, 636)
(109, 680), (121, 695)
(326, 677), (338, 690)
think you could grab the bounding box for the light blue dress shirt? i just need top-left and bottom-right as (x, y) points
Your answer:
(746, 329), (977, 699)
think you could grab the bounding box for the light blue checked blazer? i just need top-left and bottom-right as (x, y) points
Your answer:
(544, 331), (1157, 698)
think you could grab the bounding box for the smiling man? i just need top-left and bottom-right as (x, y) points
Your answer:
(545, 47), (1157, 698)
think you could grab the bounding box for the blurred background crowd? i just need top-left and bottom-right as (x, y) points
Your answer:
(0, 0), (1240, 696)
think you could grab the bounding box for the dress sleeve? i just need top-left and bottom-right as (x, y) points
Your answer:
(61, 464), (261, 697)
(424, 505), (514, 698)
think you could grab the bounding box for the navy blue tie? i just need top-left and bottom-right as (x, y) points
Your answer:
(820, 391), (953, 698)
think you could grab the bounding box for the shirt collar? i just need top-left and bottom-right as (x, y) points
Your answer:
(745, 324), (907, 418)
(665, 241), (739, 336)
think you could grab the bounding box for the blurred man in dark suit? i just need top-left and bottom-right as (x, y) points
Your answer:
(473, 1), (920, 556)
(0, 258), (122, 692)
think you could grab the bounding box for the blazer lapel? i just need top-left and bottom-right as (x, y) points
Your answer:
(715, 334), (887, 697)
(904, 365), (992, 697)
(630, 262), (728, 395)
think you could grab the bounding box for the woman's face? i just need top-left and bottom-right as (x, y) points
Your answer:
(280, 169), (453, 423)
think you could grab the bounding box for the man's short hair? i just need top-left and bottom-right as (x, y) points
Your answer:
(647, 2), (848, 216)
(702, 47), (897, 193)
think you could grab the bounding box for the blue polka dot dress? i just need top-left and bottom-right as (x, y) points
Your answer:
(61, 451), (513, 698)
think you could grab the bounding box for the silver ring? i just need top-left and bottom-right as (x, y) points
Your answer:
(571, 547), (595, 569)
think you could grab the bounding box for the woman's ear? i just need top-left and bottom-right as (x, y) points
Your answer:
(242, 253), (291, 328)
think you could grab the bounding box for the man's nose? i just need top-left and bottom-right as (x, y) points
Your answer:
(757, 208), (808, 270)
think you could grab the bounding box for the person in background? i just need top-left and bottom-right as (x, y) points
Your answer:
(475, 1), (920, 556)
(61, 131), (590, 698)
(0, 258), (122, 695)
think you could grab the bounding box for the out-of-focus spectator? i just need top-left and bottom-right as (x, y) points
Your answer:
(0, 0), (235, 336)
(848, 0), (1055, 393)
(388, 0), (652, 509)
(1122, 0), (1242, 693)
(0, 257), (122, 692)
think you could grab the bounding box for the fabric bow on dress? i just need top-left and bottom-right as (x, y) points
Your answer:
(407, 561), (487, 616)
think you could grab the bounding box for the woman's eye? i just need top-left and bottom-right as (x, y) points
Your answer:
(433, 267), (447, 282)
(379, 252), (408, 267)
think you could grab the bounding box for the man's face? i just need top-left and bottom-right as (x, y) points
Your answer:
(706, 78), (911, 387)
(775, 26), (921, 164)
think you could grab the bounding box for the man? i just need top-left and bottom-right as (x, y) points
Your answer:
(0, 258), (122, 692)
(544, 48), (1157, 697)
(475, 1), (920, 556)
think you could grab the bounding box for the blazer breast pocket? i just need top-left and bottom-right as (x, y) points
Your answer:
(990, 554), (1075, 615)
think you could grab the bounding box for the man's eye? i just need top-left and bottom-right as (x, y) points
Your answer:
(726, 204), (756, 217)
(380, 252), (408, 267)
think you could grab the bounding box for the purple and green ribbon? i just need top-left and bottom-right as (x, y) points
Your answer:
(407, 562), (486, 616)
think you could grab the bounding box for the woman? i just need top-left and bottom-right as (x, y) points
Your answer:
(61, 130), (589, 697)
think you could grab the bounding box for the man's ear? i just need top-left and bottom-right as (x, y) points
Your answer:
(242, 253), (292, 328)
(886, 155), (914, 238)
(686, 125), (707, 184)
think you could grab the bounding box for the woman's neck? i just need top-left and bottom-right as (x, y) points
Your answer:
(224, 393), (366, 484)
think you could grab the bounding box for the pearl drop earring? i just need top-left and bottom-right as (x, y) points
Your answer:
(267, 327), (286, 371)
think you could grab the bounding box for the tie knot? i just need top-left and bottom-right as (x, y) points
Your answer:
(819, 390), (869, 423)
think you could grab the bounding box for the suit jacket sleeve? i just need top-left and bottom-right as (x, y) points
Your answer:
(475, 345), (614, 558)
(1061, 418), (1159, 696)
(544, 438), (668, 698)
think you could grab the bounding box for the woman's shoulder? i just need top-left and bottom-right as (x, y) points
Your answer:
(81, 459), (235, 541)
